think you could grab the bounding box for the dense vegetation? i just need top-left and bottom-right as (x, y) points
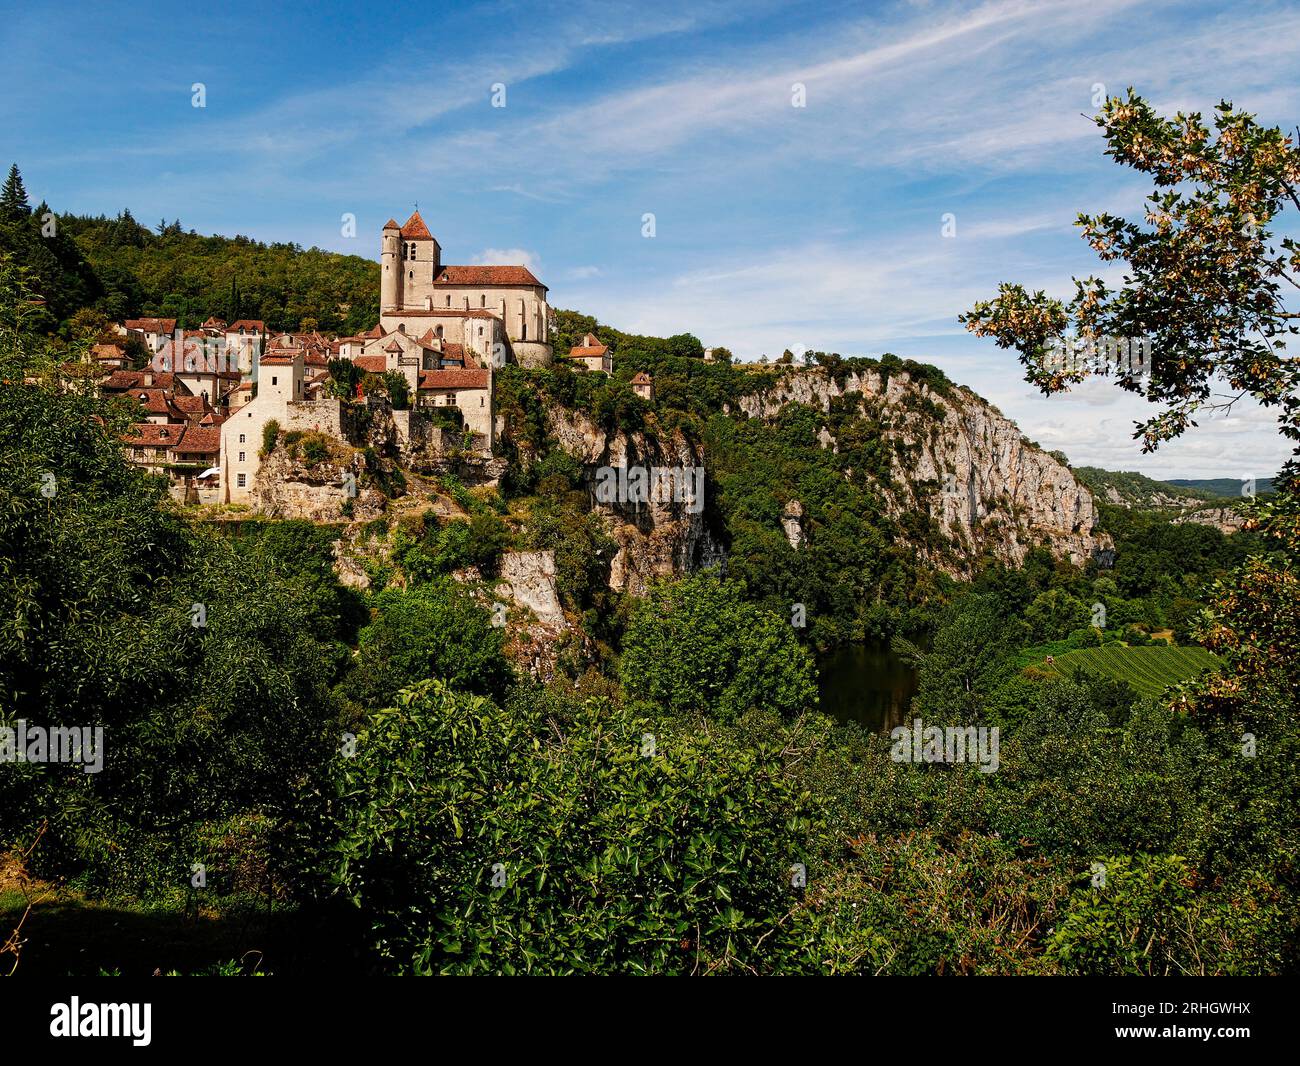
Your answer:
(3, 92), (1299, 975)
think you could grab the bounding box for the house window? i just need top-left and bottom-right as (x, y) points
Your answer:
(271, 376), (277, 386)
(239, 451), (245, 463)
(480, 295), (486, 307)
(239, 433), (245, 443)
(237, 473), (246, 488)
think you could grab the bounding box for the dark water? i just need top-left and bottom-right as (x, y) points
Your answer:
(817, 641), (919, 733)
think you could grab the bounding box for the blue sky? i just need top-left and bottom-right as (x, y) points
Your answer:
(3, 0), (1298, 478)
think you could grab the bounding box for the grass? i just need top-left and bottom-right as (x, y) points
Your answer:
(1035, 644), (1221, 700)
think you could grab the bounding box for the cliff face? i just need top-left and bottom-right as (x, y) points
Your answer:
(542, 407), (724, 596)
(735, 367), (1111, 575)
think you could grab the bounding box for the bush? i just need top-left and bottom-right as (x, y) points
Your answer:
(329, 681), (817, 974)
(260, 419), (280, 458)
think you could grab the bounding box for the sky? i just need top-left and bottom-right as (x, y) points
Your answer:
(2, 0), (1298, 479)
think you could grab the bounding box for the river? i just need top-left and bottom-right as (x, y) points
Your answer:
(816, 640), (919, 733)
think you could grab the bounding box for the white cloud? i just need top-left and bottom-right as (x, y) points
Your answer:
(473, 247), (542, 272)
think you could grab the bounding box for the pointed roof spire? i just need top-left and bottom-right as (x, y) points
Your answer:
(400, 211), (432, 240)
(383, 218), (400, 230)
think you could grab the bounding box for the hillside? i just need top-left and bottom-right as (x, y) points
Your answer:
(1073, 466), (1225, 508)
(0, 177), (380, 335)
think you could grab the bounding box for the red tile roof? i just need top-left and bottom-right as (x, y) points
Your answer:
(570, 345), (608, 358)
(125, 317), (177, 334)
(173, 425), (221, 455)
(400, 211), (432, 240)
(122, 423), (181, 447)
(383, 218), (400, 230)
(419, 369), (489, 390)
(433, 265), (544, 288)
(227, 319), (265, 333)
(353, 355), (387, 373)
(133, 389), (181, 416)
(631, 372), (653, 384)
(171, 394), (210, 417)
(92, 343), (126, 360)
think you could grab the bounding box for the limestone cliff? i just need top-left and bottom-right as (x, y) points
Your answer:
(733, 366), (1111, 575)
(541, 407), (723, 596)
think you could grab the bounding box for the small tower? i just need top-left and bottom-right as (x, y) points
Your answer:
(381, 219), (401, 311)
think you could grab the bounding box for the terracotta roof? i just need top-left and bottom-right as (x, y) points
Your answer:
(227, 319), (265, 333)
(173, 425), (222, 455)
(172, 394), (210, 416)
(570, 345), (608, 358)
(363, 324), (386, 338)
(353, 355), (387, 373)
(132, 389), (182, 416)
(383, 218), (400, 230)
(400, 211), (432, 240)
(199, 412), (227, 426)
(92, 343), (126, 360)
(200, 317), (227, 329)
(383, 340), (404, 353)
(124, 317), (177, 333)
(631, 372), (653, 384)
(260, 355), (298, 366)
(433, 265), (544, 288)
(418, 369), (489, 390)
(123, 423), (181, 447)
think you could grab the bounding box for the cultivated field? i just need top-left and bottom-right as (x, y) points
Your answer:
(1038, 645), (1221, 699)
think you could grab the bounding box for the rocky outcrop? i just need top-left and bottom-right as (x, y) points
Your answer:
(737, 367), (1111, 575)
(497, 550), (565, 626)
(781, 500), (805, 549)
(1174, 507), (1248, 534)
(542, 407), (724, 595)
(251, 445), (386, 522)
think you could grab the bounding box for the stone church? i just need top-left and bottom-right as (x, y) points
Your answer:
(379, 211), (553, 368)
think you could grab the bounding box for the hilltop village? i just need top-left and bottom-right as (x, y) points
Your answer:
(82, 213), (656, 506)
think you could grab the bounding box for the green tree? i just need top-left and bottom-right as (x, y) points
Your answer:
(1, 164), (29, 220)
(620, 571), (817, 721)
(340, 580), (510, 708)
